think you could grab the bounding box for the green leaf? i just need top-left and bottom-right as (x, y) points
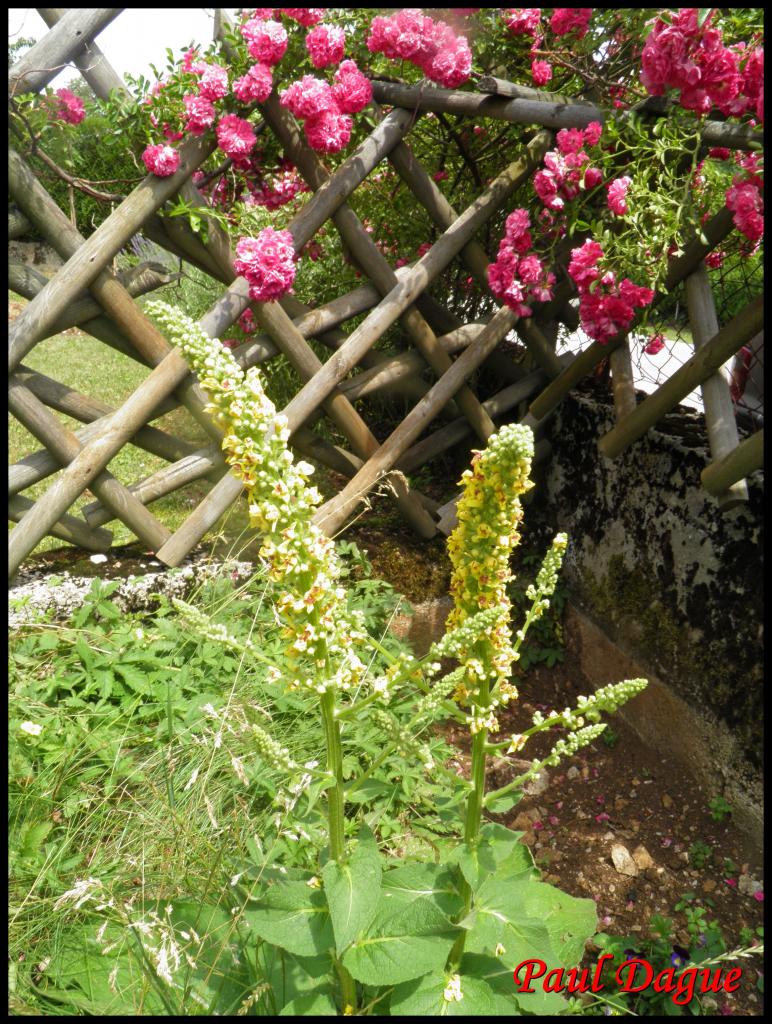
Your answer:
(381, 862), (463, 918)
(342, 895), (457, 986)
(462, 953), (570, 1015)
(322, 826), (382, 956)
(697, 8), (712, 28)
(446, 840), (497, 891)
(243, 882), (334, 958)
(280, 987), (338, 1015)
(390, 969), (515, 1016)
(464, 878), (559, 969)
(523, 881), (598, 966)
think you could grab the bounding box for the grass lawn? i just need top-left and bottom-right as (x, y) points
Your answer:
(8, 291), (257, 561)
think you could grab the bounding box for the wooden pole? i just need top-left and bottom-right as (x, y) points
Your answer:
(8, 135), (217, 370)
(9, 377), (171, 551)
(396, 369), (549, 474)
(37, 7), (128, 100)
(313, 305), (519, 537)
(7, 343), (208, 579)
(281, 132), (551, 433)
(684, 263), (749, 508)
(701, 429), (763, 496)
(528, 205), (739, 423)
(14, 364), (196, 463)
(370, 81), (763, 151)
(260, 91), (496, 443)
(8, 8), (122, 95)
(598, 296), (763, 459)
(609, 343), (637, 421)
(7, 149), (219, 439)
(9, 494), (113, 552)
(386, 132), (563, 379)
(9, 206), (33, 239)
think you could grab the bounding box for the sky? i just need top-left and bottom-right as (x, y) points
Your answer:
(8, 9), (238, 88)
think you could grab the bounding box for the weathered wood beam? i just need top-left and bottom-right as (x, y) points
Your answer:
(8, 8), (122, 95)
(8, 135), (217, 370)
(8, 148), (221, 439)
(598, 296), (763, 459)
(386, 130), (563, 379)
(281, 131), (552, 434)
(527, 205), (739, 423)
(9, 206), (33, 239)
(313, 305), (519, 537)
(9, 494), (113, 552)
(375, 80), (763, 151)
(701, 429), (763, 496)
(37, 8), (128, 100)
(14, 363), (197, 463)
(685, 263), (749, 508)
(260, 89), (496, 444)
(9, 377), (171, 550)
(609, 343), (637, 421)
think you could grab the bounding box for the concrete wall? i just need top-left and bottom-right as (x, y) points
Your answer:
(531, 383), (763, 831)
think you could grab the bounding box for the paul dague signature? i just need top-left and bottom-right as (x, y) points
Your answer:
(513, 956), (743, 1007)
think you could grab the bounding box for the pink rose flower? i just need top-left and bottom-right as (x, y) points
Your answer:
(644, 333), (666, 356)
(503, 9), (541, 36)
(531, 59), (553, 86)
(583, 166), (603, 189)
(550, 8), (592, 38)
(282, 8), (325, 26)
(234, 228), (297, 303)
(198, 63), (229, 102)
(583, 121), (603, 147)
(303, 109), (353, 153)
(280, 75), (335, 119)
(607, 175), (632, 216)
(241, 18), (288, 66)
(51, 87), (86, 125)
(183, 93), (216, 135)
(233, 63), (273, 104)
(142, 143), (180, 177)
(216, 114), (257, 159)
(305, 23), (346, 68)
(332, 60), (372, 114)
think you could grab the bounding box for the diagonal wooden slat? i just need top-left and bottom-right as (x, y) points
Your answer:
(9, 376), (171, 550)
(598, 296), (763, 459)
(8, 8), (122, 95)
(9, 493), (112, 552)
(259, 91), (496, 444)
(684, 263), (749, 508)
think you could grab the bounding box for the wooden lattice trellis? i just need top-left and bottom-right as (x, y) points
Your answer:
(8, 9), (764, 581)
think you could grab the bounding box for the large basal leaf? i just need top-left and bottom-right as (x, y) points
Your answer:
(322, 826), (382, 956)
(243, 881), (334, 958)
(461, 953), (570, 1016)
(390, 967), (516, 1016)
(342, 895), (458, 986)
(279, 986), (339, 1015)
(258, 948), (334, 1013)
(381, 862), (463, 918)
(523, 880), (598, 966)
(464, 877), (561, 970)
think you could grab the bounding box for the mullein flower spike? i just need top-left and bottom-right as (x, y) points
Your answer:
(148, 301), (367, 695)
(446, 423), (534, 732)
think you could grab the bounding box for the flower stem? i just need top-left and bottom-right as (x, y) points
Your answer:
(320, 687), (358, 1012)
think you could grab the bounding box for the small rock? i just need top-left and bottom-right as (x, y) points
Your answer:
(512, 808), (542, 831)
(632, 778), (641, 787)
(611, 844), (639, 877)
(89, 554), (108, 564)
(661, 793), (673, 809)
(738, 874), (763, 897)
(521, 830), (537, 847)
(629, 790), (637, 798)
(702, 880), (717, 893)
(630, 924), (642, 932)
(566, 766), (580, 781)
(615, 797), (629, 811)
(581, 766), (590, 780)
(632, 845), (655, 871)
